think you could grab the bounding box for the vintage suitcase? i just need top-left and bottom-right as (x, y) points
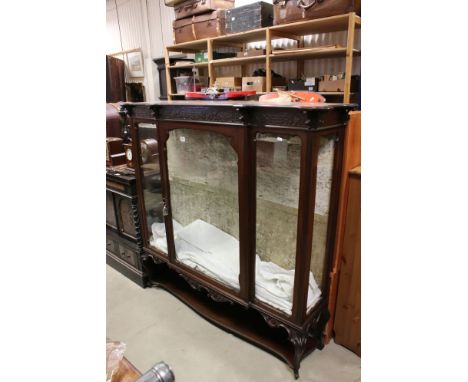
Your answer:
(273, 0), (360, 26)
(174, 0), (234, 20)
(225, 2), (273, 34)
(173, 17), (195, 44)
(173, 10), (226, 43)
(193, 10), (226, 40)
(165, 0), (188, 7)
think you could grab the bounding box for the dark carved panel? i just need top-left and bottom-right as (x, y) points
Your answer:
(133, 106), (154, 119)
(156, 106), (243, 125)
(106, 191), (117, 228)
(117, 196), (137, 237)
(178, 273), (234, 304)
(254, 109), (312, 128)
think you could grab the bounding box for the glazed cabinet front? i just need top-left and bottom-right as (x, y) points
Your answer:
(133, 122), (168, 256)
(159, 122), (247, 300)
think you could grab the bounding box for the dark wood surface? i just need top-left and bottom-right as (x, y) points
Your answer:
(120, 102), (355, 378)
(106, 168), (147, 287)
(333, 166), (360, 356)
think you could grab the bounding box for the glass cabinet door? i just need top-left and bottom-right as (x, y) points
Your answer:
(137, 123), (168, 254)
(165, 128), (240, 292)
(307, 135), (337, 312)
(254, 133), (302, 316)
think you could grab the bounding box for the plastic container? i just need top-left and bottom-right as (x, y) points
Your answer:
(174, 76), (207, 95)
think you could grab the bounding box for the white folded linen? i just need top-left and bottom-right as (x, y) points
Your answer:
(151, 219), (321, 314)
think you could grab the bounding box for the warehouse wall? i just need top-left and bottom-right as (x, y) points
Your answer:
(106, 0), (360, 101)
(106, 0), (174, 101)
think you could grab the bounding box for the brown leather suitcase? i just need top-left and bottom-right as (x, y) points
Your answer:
(273, 0), (360, 25)
(174, 0), (234, 20)
(193, 10), (226, 40)
(173, 16), (196, 43)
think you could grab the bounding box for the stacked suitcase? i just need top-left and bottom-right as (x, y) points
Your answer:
(168, 0), (234, 43)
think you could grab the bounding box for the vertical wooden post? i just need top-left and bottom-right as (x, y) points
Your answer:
(343, 12), (356, 103)
(208, 39), (214, 87)
(164, 47), (172, 100)
(296, 36), (305, 80)
(266, 28), (272, 92)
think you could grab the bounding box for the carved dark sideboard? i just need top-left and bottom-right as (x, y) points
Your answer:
(106, 166), (147, 287)
(120, 100), (356, 378)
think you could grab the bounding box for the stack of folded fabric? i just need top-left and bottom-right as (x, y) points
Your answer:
(151, 219), (321, 315)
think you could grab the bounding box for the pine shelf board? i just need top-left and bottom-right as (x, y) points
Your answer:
(211, 55), (267, 66)
(270, 13), (361, 35)
(271, 47), (360, 61)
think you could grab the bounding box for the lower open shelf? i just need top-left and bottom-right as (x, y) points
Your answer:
(144, 259), (320, 377)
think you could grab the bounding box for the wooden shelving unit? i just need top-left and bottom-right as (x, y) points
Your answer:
(164, 12), (361, 102)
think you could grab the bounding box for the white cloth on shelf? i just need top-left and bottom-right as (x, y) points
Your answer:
(150, 219), (321, 314)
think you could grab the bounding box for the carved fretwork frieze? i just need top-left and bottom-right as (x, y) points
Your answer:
(255, 109), (314, 129)
(178, 273), (233, 304)
(158, 106), (243, 125)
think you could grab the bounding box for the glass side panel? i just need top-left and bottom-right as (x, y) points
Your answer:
(255, 133), (301, 316)
(138, 123), (167, 254)
(307, 135), (336, 313)
(166, 129), (240, 291)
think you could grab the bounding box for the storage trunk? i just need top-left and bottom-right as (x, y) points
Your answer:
(173, 17), (195, 44)
(273, 0), (360, 26)
(225, 2), (273, 34)
(174, 0), (234, 20)
(193, 10), (226, 40)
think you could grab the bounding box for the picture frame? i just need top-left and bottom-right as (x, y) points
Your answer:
(126, 51), (144, 78)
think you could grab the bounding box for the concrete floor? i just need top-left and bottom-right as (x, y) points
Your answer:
(107, 266), (361, 382)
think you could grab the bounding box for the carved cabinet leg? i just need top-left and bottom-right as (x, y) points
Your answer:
(290, 330), (308, 379)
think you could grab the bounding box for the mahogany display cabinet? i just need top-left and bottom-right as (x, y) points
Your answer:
(120, 100), (356, 378)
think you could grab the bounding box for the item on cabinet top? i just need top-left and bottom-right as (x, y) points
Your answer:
(236, 49), (266, 58)
(318, 74), (360, 92)
(185, 89), (256, 100)
(193, 10), (226, 40)
(106, 137), (126, 167)
(174, 0), (234, 20)
(273, 0), (360, 26)
(225, 1), (273, 34)
(259, 90), (325, 103)
(174, 76), (207, 94)
(215, 76), (242, 89)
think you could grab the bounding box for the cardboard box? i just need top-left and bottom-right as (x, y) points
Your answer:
(242, 76), (286, 92)
(216, 77), (242, 89)
(242, 76), (266, 92)
(319, 79), (346, 92)
(236, 49), (266, 58)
